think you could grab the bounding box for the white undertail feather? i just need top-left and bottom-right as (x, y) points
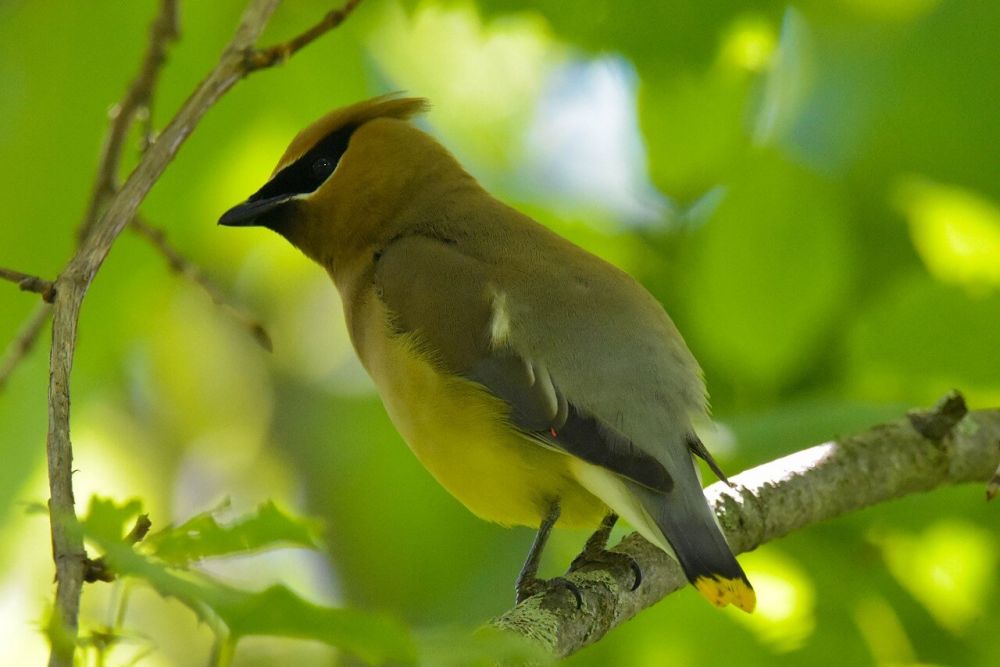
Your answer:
(569, 459), (678, 561)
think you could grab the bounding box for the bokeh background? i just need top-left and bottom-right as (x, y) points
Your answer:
(2, 0), (999, 664)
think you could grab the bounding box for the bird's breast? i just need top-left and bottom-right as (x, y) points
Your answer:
(348, 290), (606, 528)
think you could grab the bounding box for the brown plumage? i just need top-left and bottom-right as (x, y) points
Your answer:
(219, 95), (755, 612)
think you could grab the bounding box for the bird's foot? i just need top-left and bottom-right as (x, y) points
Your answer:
(515, 575), (583, 608)
(568, 547), (642, 592)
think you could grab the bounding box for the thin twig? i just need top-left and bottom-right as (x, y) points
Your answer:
(0, 0), (328, 389)
(246, 0), (364, 70)
(45, 0), (368, 663)
(129, 218), (273, 351)
(0, 1), (180, 391)
(492, 398), (1000, 658)
(47, 1), (280, 664)
(0, 303), (52, 390)
(77, 0), (180, 244)
(988, 461), (1000, 501)
(83, 514), (152, 584)
(48, 3), (184, 653)
(907, 389), (968, 439)
(0, 267), (56, 301)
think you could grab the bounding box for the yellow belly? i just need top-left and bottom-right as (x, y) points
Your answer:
(356, 304), (606, 528)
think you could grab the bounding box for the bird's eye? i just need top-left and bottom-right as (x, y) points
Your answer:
(311, 157), (335, 181)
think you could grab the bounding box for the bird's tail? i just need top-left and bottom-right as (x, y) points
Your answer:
(634, 452), (755, 613)
(653, 485), (756, 612)
(572, 453), (755, 612)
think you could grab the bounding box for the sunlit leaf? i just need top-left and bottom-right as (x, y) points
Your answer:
(683, 149), (852, 389)
(6, 0), (1000, 664)
(847, 273), (1000, 404)
(871, 520), (998, 634)
(640, 10), (781, 203)
(718, 14), (778, 72)
(853, 596), (917, 665)
(730, 549), (816, 652)
(368, 1), (560, 172)
(81, 496), (145, 543)
(896, 177), (1000, 291)
(475, 0), (783, 68)
(146, 500), (322, 566)
(146, 288), (273, 455)
(80, 497), (415, 664)
(640, 65), (753, 201)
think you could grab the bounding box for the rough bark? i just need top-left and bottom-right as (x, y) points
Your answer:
(493, 397), (1000, 658)
(41, 1), (368, 664)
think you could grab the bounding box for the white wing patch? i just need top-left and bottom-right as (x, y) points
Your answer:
(488, 287), (513, 349)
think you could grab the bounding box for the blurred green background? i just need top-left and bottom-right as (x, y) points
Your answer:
(1, 0), (999, 664)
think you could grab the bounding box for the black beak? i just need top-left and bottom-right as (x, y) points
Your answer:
(218, 193), (295, 227)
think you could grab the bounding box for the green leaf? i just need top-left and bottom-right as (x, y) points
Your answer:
(475, 0), (784, 68)
(209, 585), (415, 664)
(683, 149), (853, 390)
(639, 65), (756, 202)
(724, 397), (905, 461)
(847, 273), (1000, 404)
(81, 496), (144, 543)
(872, 520), (998, 633)
(80, 497), (415, 665)
(145, 500), (322, 566)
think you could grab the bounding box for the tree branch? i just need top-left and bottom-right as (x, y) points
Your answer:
(0, 303), (52, 390)
(246, 0), (364, 70)
(2, 0), (365, 388)
(129, 218), (273, 351)
(0, 267), (56, 301)
(44, 1), (363, 664)
(83, 514), (152, 584)
(492, 396), (1000, 658)
(0, 0), (180, 389)
(78, 0), (180, 244)
(987, 463), (1000, 501)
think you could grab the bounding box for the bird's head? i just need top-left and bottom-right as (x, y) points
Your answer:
(219, 95), (447, 275)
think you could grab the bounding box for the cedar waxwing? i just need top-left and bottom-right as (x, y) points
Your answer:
(219, 96), (755, 613)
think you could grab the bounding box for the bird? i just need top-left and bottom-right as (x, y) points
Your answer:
(218, 95), (755, 613)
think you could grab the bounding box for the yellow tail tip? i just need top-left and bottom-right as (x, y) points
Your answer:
(694, 575), (757, 613)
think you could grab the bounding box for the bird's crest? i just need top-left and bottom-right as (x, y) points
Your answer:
(273, 95), (429, 175)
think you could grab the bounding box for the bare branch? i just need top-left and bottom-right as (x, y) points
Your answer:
(908, 390), (968, 439)
(46, 2), (296, 665)
(0, 2), (180, 396)
(0, 303), (52, 390)
(83, 514), (152, 584)
(0, 267), (56, 301)
(78, 0), (180, 244)
(130, 218), (273, 351)
(246, 0), (364, 70)
(492, 400), (1000, 658)
(45, 0), (368, 662)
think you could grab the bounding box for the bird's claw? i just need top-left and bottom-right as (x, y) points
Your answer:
(569, 549), (642, 592)
(515, 575), (584, 609)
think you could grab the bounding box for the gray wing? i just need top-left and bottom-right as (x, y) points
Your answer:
(374, 234), (673, 494)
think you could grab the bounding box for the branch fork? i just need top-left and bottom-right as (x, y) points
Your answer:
(11, 2), (367, 665)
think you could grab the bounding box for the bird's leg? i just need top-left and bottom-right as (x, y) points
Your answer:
(578, 512), (619, 557)
(568, 513), (642, 591)
(515, 501), (559, 603)
(514, 502), (583, 607)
